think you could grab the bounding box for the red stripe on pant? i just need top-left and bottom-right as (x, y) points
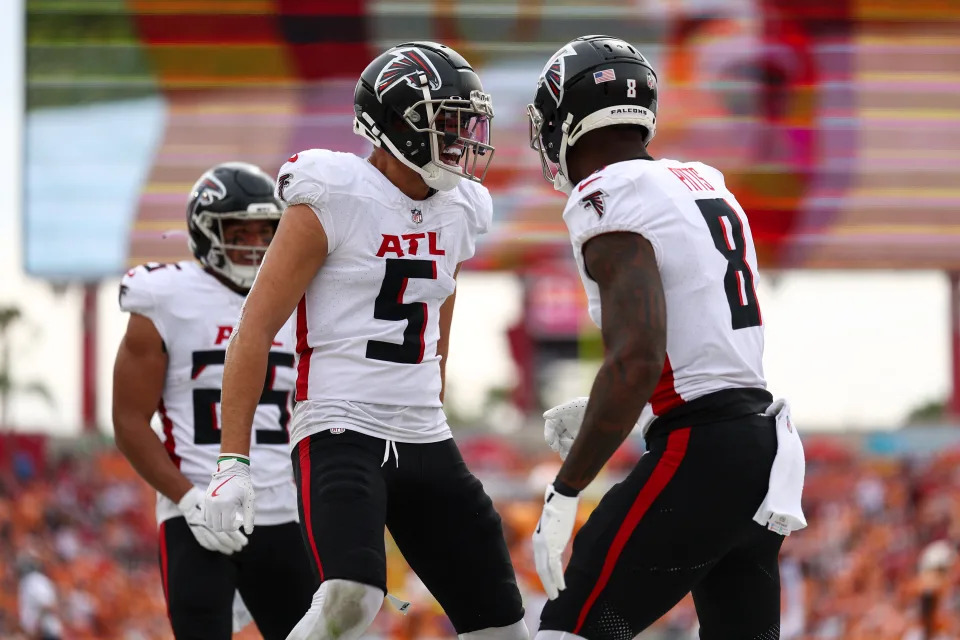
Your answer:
(298, 438), (325, 580)
(573, 427), (692, 634)
(158, 521), (171, 621)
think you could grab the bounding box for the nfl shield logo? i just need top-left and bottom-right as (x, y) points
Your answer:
(411, 208), (423, 224)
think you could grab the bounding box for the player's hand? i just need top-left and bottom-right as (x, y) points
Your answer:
(177, 486), (248, 555)
(204, 456), (256, 535)
(532, 483), (579, 600)
(543, 397), (589, 460)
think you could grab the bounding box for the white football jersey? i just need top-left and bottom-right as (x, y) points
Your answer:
(276, 149), (492, 445)
(119, 261), (299, 526)
(563, 159), (766, 421)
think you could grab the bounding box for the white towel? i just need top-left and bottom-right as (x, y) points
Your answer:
(752, 399), (807, 536)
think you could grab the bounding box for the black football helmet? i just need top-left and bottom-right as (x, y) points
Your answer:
(353, 41), (495, 191)
(528, 35), (658, 194)
(186, 162), (281, 291)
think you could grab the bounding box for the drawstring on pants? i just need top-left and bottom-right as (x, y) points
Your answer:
(381, 439), (399, 468)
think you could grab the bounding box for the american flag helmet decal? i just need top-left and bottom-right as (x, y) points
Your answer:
(593, 69), (616, 84)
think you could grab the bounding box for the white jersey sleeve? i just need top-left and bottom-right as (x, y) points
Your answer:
(118, 261), (299, 527)
(119, 263), (182, 342)
(277, 149), (359, 254)
(562, 169), (663, 267)
(453, 180), (493, 263)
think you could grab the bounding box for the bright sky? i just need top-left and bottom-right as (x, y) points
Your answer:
(0, 0), (952, 435)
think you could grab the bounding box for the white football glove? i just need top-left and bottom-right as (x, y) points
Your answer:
(545, 398), (657, 458)
(543, 397), (589, 460)
(204, 456), (256, 535)
(177, 486), (248, 555)
(532, 483), (579, 600)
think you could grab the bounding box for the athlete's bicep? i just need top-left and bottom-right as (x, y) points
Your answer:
(239, 203), (329, 343)
(583, 231), (666, 366)
(113, 313), (168, 424)
(555, 232), (666, 490)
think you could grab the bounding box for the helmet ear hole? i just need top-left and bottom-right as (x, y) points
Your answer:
(387, 108), (407, 131)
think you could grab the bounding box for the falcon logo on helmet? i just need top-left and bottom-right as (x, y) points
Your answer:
(375, 47), (442, 101)
(580, 189), (607, 218)
(196, 176), (227, 207)
(538, 44), (577, 106)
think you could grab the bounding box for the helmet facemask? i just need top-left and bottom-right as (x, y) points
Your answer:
(526, 103), (574, 195)
(354, 43), (495, 193)
(359, 81), (494, 192)
(404, 89), (494, 189)
(190, 205), (280, 291)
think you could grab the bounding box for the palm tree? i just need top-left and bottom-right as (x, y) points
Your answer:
(0, 305), (54, 428)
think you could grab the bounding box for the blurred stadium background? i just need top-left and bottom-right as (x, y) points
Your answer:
(3, 0), (960, 638)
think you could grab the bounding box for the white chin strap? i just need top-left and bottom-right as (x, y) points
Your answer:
(194, 242), (260, 291)
(553, 168), (573, 196)
(221, 262), (257, 290)
(356, 113), (463, 192)
(420, 163), (462, 191)
(553, 113), (576, 196)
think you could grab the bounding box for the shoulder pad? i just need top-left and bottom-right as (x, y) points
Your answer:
(455, 180), (493, 236)
(276, 149), (362, 209)
(118, 262), (187, 315)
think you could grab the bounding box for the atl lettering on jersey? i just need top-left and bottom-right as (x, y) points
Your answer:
(275, 149), (492, 445)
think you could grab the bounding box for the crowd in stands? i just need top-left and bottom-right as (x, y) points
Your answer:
(2, 433), (959, 639)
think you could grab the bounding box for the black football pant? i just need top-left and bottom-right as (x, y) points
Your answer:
(159, 518), (317, 640)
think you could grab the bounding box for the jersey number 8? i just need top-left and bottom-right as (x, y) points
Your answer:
(696, 199), (762, 330)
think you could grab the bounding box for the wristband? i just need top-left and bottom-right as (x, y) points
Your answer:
(552, 478), (581, 498)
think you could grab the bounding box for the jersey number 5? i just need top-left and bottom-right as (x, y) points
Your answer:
(696, 199), (762, 330)
(191, 350), (294, 445)
(366, 258), (437, 364)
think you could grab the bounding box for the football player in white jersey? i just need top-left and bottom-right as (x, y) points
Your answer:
(112, 163), (317, 639)
(525, 36), (806, 639)
(202, 43), (528, 640)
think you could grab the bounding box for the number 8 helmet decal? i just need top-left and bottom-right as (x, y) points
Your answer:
(528, 35), (658, 194)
